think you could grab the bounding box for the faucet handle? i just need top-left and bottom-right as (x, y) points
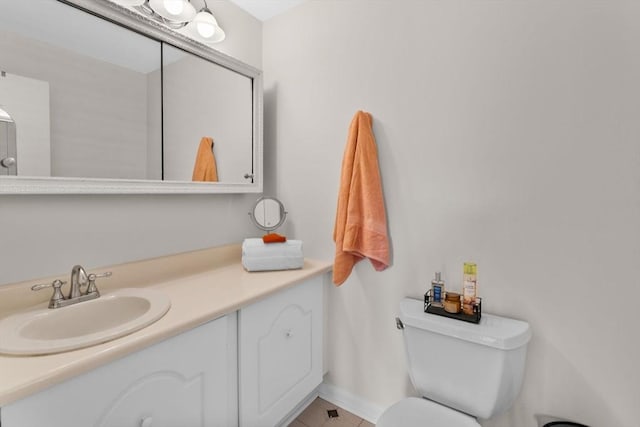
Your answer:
(31, 280), (66, 308)
(88, 272), (112, 280)
(86, 271), (112, 295)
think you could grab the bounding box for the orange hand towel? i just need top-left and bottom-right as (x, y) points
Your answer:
(192, 136), (218, 182)
(332, 111), (390, 286)
(263, 233), (287, 244)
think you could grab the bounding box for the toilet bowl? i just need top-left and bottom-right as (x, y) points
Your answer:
(376, 298), (531, 426)
(377, 397), (480, 427)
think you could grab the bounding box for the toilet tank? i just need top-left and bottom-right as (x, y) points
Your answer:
(399, 298), (531, 420)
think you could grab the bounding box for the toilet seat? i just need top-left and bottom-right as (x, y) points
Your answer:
(376, 397), (480, 427)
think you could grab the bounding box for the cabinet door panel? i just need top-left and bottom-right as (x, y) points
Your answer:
(258, 303), (312, 411)
(96, 372), (204, 427)
(2, 314), (237, 427)
(239, 276), (323, 427)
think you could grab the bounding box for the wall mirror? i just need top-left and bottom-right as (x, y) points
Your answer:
(0, 0), (262, 194)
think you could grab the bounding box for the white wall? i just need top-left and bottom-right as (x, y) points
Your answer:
(207, 1), (262, 70)
(263, 1), (640, 427)
(0, 2), (263, 286)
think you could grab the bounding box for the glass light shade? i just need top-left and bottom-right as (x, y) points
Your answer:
(180, 20), (226, 44)
(114, 0), (145, 5)
(148, 0), (196, 23)
(164, 0), (185, 16)
(193, 11), (217, 39)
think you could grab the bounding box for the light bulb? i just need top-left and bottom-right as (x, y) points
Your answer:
(163, 0), (185, 16)
(194, 11), (217, 39)
(197, 22), (215, 38)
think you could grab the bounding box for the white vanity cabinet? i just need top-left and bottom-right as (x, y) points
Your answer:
(1, 314), (238, 427)
(239, 276), (323, 427)
(0, 272), (328, 427)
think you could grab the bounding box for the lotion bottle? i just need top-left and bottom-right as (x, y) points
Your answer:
(462, 262), (477, 315)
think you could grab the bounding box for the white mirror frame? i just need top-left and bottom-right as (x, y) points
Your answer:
(0, 0), (262, 194)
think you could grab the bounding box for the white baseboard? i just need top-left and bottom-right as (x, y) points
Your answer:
(318, 382), (386, 424)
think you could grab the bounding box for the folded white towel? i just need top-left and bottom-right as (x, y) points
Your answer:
(242, 238), (304, 272)
(242, 238), (303, 258)
(242, 255), (304, 272)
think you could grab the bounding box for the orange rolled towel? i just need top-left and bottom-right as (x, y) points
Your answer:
(262, 233), (287, 244)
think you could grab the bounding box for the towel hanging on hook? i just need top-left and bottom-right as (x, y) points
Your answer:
(332, 110), (390, 285)
(192, 136), (218, 182)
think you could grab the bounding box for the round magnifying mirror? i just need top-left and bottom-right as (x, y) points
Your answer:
(249, 197), (287, 232)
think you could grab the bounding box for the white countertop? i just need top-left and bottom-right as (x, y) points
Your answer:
(0, 244), (332, 406)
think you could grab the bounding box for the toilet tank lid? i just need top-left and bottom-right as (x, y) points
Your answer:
(399, 298), (532, 350)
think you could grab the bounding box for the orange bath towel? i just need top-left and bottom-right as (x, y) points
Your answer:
(333, 111), (390, 286)
(192, 136), (218, 182)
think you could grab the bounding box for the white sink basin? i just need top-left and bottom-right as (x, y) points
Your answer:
(0, 288), (171, 356)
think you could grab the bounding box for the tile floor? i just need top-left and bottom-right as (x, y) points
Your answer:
(289, 397), (375, 427)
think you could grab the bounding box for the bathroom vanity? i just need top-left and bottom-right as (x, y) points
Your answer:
(0, 245), (331, 426)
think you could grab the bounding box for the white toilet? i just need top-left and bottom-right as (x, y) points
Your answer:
(377, 298), (532, 427)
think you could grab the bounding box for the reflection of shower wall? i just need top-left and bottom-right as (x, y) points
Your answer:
(0, 30), (149, 179)
(0, 72), (50, 176)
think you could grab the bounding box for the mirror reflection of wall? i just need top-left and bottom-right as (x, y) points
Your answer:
(162, 45), (254, 183)
(0, 0), (162, 180)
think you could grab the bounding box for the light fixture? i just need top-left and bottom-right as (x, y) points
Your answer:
(194, 8), (217, 38)
(164, 0), (186, 16)
(115, 0), (145, 5)
(184, 2), (226, 43)
(147, 0), (195, 24)
(113, 0), (225, 44)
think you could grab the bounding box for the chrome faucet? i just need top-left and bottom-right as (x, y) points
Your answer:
(31, 265), (112, 309)
(69, 264), (88, 299)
